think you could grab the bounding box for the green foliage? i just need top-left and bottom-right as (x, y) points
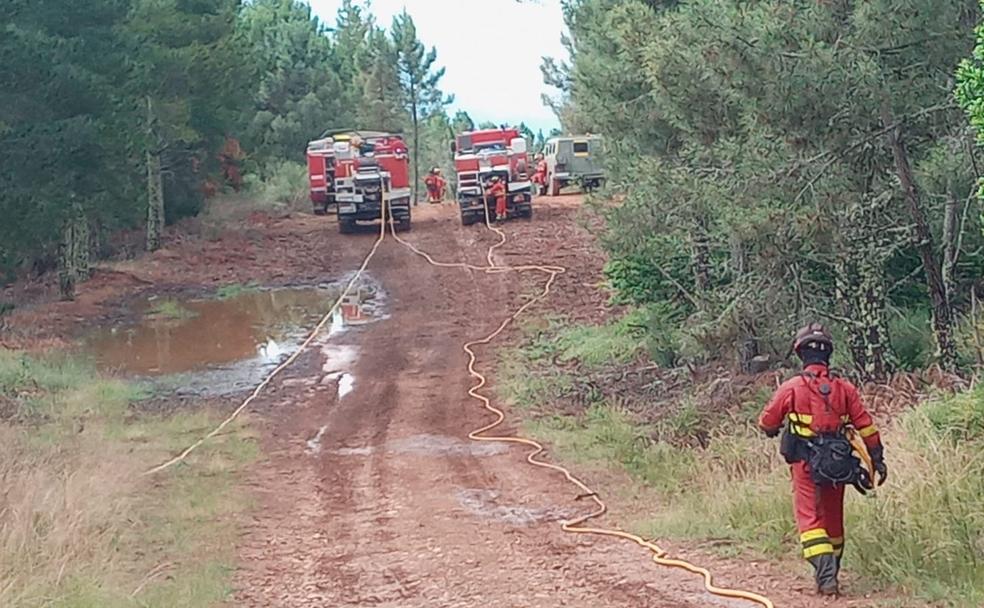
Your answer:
(0, 350), (256, 607)
(215, 282), (261, 301)
(237, 0), (350, 164)
(147, 299), (197, 320)
(392, 10), (452, 199)
(889, 308), (936, 370)
(556, 0), (984, 378)
(957, 3), (984, 149)
(528, 391), (984, 606)
(921, 383), (984, 440)
(243, 161), (309, 210)
(553, 315), (645, 368)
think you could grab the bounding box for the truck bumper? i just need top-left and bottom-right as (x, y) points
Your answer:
(338, 200), (411, 223)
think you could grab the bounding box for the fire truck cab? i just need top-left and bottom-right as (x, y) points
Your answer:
(453, 127), (533, 226)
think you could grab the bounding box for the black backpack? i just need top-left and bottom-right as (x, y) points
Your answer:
(807, 434), (861, 486)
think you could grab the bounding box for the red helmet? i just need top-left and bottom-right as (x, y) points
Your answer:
(793, 322), (834, 353)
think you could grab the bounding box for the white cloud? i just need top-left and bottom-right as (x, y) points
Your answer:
(307, 0), (568, 133)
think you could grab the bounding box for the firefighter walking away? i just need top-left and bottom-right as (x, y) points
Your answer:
(758, 323), (887, 597)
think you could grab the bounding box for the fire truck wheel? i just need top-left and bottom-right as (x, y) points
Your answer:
(313, 206), (327, 216)
(397, 217), (412, 232)
(521, 206), (534, 220)
(338, 219), (356, 234)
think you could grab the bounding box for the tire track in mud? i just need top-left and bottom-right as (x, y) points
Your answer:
(231, 202), (758, 607)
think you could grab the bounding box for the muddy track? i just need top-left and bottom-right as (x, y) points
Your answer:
(231, 200), (753, 608)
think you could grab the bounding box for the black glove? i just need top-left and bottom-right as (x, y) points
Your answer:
(874, 459), (888, 486)
(762, 426), (780, 438)
(869, 446), (888, 486)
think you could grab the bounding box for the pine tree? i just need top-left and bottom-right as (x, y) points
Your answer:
(0, 0), (131, 293)
(356, 27), (406, 132)
(392, 10), (451, 203)
(126, 0), (244, 250)
(238, 0), (349, 164)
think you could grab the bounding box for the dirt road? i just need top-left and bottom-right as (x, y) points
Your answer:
(231, 199), (780, 608)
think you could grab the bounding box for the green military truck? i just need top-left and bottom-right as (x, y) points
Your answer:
(541, 135), (605, 196)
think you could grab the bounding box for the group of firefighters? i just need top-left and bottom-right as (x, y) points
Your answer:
(423, 153), (550, 221)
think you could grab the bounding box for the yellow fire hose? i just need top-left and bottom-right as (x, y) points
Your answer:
(388, 200), (775, 608)
(846, 428), (876, 487)
(149, 196), (775, 607)
(143, 208), (390, 476)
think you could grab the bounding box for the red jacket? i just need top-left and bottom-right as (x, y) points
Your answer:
(759, 364), (881, 449)
(486, 182), (506, 198)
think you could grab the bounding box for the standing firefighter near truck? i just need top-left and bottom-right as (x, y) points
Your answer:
(485, 176), (507, 222)
(758, 323), (887, 597)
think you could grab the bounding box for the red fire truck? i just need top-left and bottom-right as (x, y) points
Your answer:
(306, 130), (412, 233)
(306, 133), (336, 215)
(452, 127), (533, 225)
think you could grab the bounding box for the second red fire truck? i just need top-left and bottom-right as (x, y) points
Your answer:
(452, 127), (533, 226)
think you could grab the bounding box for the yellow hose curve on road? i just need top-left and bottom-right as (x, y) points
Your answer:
(143, 212), (389, 476)
(148, 196), (775, 607)
(389, 203), (775, 608)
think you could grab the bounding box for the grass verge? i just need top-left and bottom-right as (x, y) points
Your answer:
(500, 313), (984, 607)
(0, 349), (257, 608)
(215, 282), (261, 300)
(146, 298), (197, 320)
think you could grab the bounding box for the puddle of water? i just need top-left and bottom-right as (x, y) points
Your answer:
(332, 434), (508, 457)
(338, 373), (355, 398)
(85, 278), (383, 397)
(322, 344), (358, 374)
(88, 287), (340, 376)
(454, 488), (571, 526)
(307, 425), (329, 454)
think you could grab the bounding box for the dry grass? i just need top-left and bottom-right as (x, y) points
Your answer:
(502, 315), (984, 607)
(0, 350), (257, 607)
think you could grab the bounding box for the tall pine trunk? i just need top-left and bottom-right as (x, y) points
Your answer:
(72, 202), (90, 281)
(410, 89), (419, 206)
(146, 97), (165, 252)
(57, 205), (88, 301)
(882, 103), (957, 371)
(835, 193), (895, 382)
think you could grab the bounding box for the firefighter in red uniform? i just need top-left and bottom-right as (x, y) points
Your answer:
(532, 153), (548, 192)
(758, 323), (887, 597)
(425, 167), (446, 204)
(485, 176), (508, 222)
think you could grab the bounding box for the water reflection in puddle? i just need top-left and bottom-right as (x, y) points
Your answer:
(85, 280), (383, 396)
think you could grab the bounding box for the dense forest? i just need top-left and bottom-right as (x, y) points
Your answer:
(549, 0), (984, 380)
(0, 0), (548, 295)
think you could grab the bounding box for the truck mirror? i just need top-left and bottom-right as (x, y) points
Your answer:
(450, 141), (457, 154)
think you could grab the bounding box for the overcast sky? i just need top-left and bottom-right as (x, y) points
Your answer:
(307, 0), (568, 134)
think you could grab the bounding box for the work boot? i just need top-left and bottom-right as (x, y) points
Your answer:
(810, 554), (839, 597)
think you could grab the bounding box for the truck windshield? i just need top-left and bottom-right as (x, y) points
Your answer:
(475, 142), (505, 152)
